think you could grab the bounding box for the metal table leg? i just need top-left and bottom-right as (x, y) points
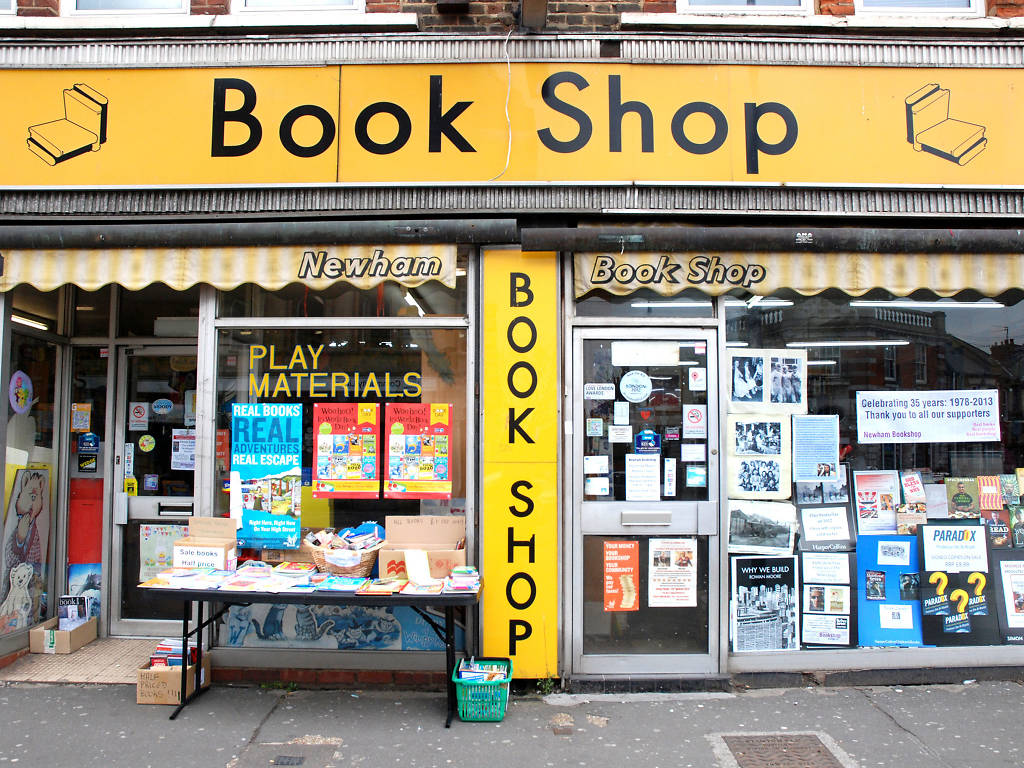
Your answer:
(444, 605), (456, 728)
(170, 598), (191, 720)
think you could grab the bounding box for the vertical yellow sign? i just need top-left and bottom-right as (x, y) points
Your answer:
(481, 249), (559, 679)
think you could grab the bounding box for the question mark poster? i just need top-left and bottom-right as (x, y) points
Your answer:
(919, 522), (999, 646)
(856, 534), (923, 647)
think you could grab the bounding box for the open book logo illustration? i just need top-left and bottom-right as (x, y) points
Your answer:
(905, 84), (987, 166)
(27, 84), (108, 166)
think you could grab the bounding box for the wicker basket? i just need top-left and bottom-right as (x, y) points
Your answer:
(311, 541), (385, 577)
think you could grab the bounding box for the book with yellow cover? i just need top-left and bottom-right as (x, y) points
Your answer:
(356, 578), (407, 595)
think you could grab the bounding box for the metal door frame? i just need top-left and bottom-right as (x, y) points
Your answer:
(569, 326), (721, 676)
(109, 343), (198, 636)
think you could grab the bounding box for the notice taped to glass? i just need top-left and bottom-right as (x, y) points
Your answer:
(604, 540), (639, 612)
(856, 389), (1000, 444)
(648, 538), (697, 607)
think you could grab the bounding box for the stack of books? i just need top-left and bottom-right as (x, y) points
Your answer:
(272, 561), (318, 586)
(457, 658), (506, 681)
(58, 595), (96, 630)
(443, 566), (480, 593)
(317, 576), (369, 592)
(149, 638), (199, 668)
(356, 578), (407, 595)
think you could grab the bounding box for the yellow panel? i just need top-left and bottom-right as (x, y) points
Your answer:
(4, 68), (339, 185)
(481, 248), (559, 679)
(481, 463), (559, 679)
(0, 64), (1020, 186)
(481, 249), (559, 463)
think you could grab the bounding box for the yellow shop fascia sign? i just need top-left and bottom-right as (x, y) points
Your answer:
(2, 64), (1013, 186)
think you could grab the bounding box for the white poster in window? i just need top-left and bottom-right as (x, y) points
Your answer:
(184, 389), (197, 427)
(801, 552), (850, 585)
(853, 470), (900, 535)
(877, 540), (911, 567)
(799, 506), (851, 543)
(170, 429), (197, 471)
(664, 459), (676, 497)
(583, 455), (609, 475)
(613, 401), (630, 426)
(648, 537), (697, 607)
(688, 368), (707, 392)
(802, 614), (850, 646)
(879, 603), (914, 630)
(791, 414), (840, 483)
(585, 476), (609, 496)
(680, 443), (705, 463)
(727, 349), (807, 415)
(856, 389), (1000, 444)
(682, 405), (707, 439)
(128, 402), (149, 431)
(804, 585), (851, 615)
(584, 383), (616, 400)
(608, 425), (632, 443)
(625, 454), (661, 501)
(138, 523), (187, 581)
(922, 524), (989, 573)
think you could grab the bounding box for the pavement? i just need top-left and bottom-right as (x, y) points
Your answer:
(2, 678), (1024, 768)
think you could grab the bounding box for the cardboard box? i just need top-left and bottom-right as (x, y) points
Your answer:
(260, 539), (318, 565)
(29, 616), (97, 654)
(379, 515), (466, 580)
(173, 517), (238, 570)
(136, 655), (211, 705)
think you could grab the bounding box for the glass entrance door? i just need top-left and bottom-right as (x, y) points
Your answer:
(110, 346), (197, 636)
(571, 328), (720, 675)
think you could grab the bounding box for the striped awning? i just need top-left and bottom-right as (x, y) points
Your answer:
(0, 243), (457, 292)
(574, 251), (1021, 298)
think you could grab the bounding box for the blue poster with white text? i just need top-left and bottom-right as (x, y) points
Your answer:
(230, 402), (303, 549)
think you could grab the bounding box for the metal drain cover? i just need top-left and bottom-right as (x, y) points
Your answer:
(722, 734), (846, 768)
(271, 757), (305, 766)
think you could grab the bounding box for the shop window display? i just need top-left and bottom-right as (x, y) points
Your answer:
(726, 290), (1024, 651)
(213, 323), (468, 652)
(1, 330), (59, 637)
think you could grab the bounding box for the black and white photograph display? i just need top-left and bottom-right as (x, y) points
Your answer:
(770, 356), (804, 405)
(727, 414), (793, 500)
(730, 355), (763, 404)
(726, 349), (808, 415)
(731, 554), (799, 652)
(728, 500), (797, 555)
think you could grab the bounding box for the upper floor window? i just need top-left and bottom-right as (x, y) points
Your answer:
(233, 0), (361, 9)
(0, 0), (12, 14)
(854, 0), (982, 14)
(67, 0), (186, 11)
(677, 0), (809, 11)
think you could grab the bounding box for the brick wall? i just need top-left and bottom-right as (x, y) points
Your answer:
(17, 0), (58, 17)
(191, 0), (229, 14)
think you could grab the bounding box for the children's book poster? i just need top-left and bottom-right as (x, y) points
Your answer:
(313, 403), (380, 499)
(384, 403), (453, 500)
(856, 534), (923, 647)
(230, 403), (302, 549)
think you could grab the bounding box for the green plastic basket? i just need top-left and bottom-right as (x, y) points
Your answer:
(452, 657), (512, 722)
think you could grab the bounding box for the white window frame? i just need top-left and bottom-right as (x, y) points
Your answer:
(61, 0), (187, 15)
(230, 0), (363, 12)
(674, 0), (811, 14)
(914, 344), (928, 384)
(853, 0), (983, 16)
(0, 0), (14, 15)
